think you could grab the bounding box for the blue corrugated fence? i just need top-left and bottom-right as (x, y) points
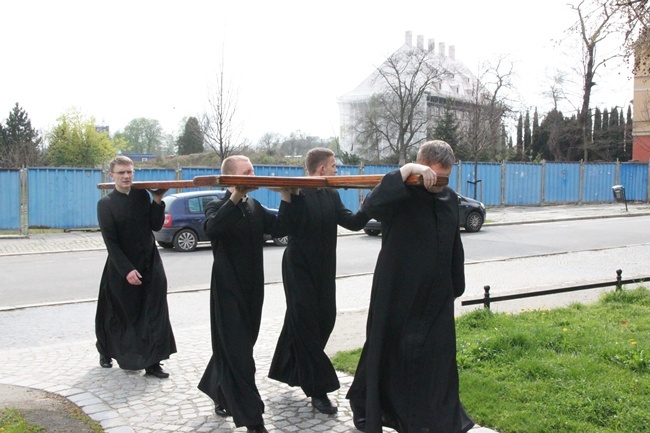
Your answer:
(0, 160), (648, 230)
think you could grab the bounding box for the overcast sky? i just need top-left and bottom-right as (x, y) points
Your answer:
(1, 0), (634, 145)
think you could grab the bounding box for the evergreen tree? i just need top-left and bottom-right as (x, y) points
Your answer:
(0, 103), (42, 168)
(524, 110), (531, 159)
(598, 108), (611, 160)
(593, 107), (602, 132)
(564, 114), (584, 161)
(530, 108), (543, 160)
(516, 114), (523, 161)
(592, 107), (604, 158)
(177, 117), (204, 155)
(610, 107), (619, 127)
(602, 109), (610, 130)
(624, 106), (633, 161)
(537, 109), (581, 161)
(608, 107), (623, 161)
(431, 106), (463, 158)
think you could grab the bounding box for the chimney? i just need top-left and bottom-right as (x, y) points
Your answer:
(449, 45), (455, 60)
(439, 42), (446, 57)
(417, 34), (424, 49)
(405, 30), (412, 46)
(428, 38), (435, 53)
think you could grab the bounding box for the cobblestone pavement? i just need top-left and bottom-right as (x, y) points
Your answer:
(1, 202), (649, 432)
(0, 295), (497, 433)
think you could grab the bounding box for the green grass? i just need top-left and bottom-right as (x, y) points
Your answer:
(331, 287), (650, 433)
(0, 409), (43, 432)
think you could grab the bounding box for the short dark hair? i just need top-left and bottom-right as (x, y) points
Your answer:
(109, 156), (134, 172)
(305, 147), (334, 175)
(416, 140), (455, 168)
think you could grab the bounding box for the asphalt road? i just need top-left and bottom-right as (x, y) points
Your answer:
(1, 216), (650, 309)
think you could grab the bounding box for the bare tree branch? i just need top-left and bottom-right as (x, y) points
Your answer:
(202, 58), (248, 162)
(568, 0), (628, 161)
(350, 46), (450, 164)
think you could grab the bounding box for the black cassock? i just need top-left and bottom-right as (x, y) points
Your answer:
(268, 189), (368, 396)
(95, 188), (176, 370)
(346, 170), (475, 433)
(198, 192), (291, 428)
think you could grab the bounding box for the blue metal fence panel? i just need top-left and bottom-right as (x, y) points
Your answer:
(0, 169), (20, 230)
(582, 163), (616, 203)
(181, 167), (219, 179)
(133, 168), (178, 194)
(254, 165), (305, 177)
(619, 162), (648, 201)
(504, 163), (543, 205)
(250, 165), (304, 208)
(335, 165), (363, 212)
(359, 165), (396, 201)
(362, 164), (399, 175)
(2, 161), (649, 230)
(544, 162), (581, 203)
(29, 168), (103, 229)
(459, 162), (501, 205)
(448, 165), (459, 192)
(180, 167), (221, 193)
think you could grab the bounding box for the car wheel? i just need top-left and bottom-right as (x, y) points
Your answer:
(464, 211), (484, 232)
(364, 229), (381, 236)
(173, 229), (198, 252)
(157, 241), (173, 249)
(273, 235), (289, 246)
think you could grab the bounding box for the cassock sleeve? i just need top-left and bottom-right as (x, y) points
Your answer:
(97, 197), (136, 279)
(451, 225), (466, 298)
(203, 197), (244, 238)
(283, 193), (307, 238)
(334, 190), (370, 231)
(361, 169), (410, 223)
(264, 197), (298, 238)
(150, 199), (165, 231)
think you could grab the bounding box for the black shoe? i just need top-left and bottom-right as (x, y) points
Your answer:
(246, 425), (268, 433)
(350, 400), (366, 431)
(145, 363), (169, 379)
(311, 395), (337, 414)
(214, 405), (230, 417)
(353, 416), (366, 432)
(99, 355), (112, 368)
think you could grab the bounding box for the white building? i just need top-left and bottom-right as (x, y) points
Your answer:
(338, 31), (479, 157)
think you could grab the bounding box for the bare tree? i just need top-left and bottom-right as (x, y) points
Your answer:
(350, 45), (451, 164)
(202, 59), (248, 162)
(458, 57), (513, 198)
(613, 0), (649, 63)
(460, 57), (514, 162)
(569, 0), (628, 161)
(256, 132), (282, 156)
(543, 71), (574, 112)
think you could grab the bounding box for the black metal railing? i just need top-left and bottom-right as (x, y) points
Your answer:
(461, 269), (650, 310)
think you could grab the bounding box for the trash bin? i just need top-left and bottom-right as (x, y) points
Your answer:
(612, 185), (626, 203)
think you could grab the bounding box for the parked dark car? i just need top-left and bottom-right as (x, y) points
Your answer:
(363, 194), (486, 236)
(154, 190), (289, 252)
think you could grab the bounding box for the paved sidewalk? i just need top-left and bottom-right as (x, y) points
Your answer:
(1, 202), (649, 432)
